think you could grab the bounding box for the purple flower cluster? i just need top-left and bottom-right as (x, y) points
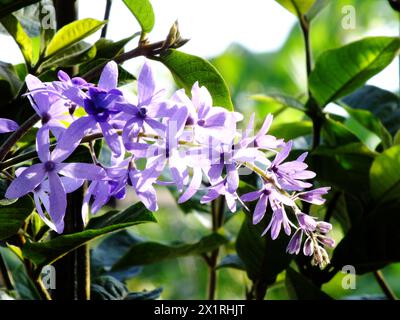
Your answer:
(3, 60), (334, 267)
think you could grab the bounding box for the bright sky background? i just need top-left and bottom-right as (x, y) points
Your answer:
(0, 0), (398, 91)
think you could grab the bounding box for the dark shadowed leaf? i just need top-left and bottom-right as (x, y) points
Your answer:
(125, 287), (162, 300)
(91, 230), (142, 281)
(22, 203), (156, 267)
(0, 0), (40, 19)
(309, 37), (400, 107)
(286, 267), (333, 300)
(157, 49), (234, 110)
(0, 196), (34, 240)
(217, 254), (245, 270)
(236, 215), (292, 285)
(343, 85), (400, 135)
(112, 233), (228, 270)
(331, 200), (400, 274)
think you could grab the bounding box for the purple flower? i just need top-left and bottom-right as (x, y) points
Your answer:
(16, 167), (83, 233)
(129, 106), (190, 193)
(297, 187), (330, 205)
(0, 118), (19, 133)
(241, 183), (294, 225)
(296, 212), (317, 231)
(287, 229), (303, 254)
(262, 204), (292, 239)
(303, 237), (314, 256)
(121, 62), (171, 149)
(173, 82), (241, 144)
(269, 141), (316, 191)
(58, 61), (125, 156)
(6, 127), (106, 233)
(241, 113), (284, 150)
(25, 75), (73, 139)
(200, 178), (238, 212)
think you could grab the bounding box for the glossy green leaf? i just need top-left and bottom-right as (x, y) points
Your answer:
(286, 267), (333, 300)
(0, 247), (40, 300)
(236, 215), (292, 285)
(1, 14), (32, 64)
(45, 18), (105, 57)
(91, 230), (142, 281)
(22, 203), (156, 267)
(112, 233), (228, 270)
(93, 34), (139, 59)
(309, 37), (400, 107)
(306, 0), (330, 20)
(157, 49), (234, 110)
(309, 143), (376, 196)
(251, 93), (305, 111)
(0, 196), (34, 240)
(0, 61), (23, 98)
(122, 0), (155, 33)
(269, 121), (313, 140)
(343, 85), (400, 135)
(0, 0), (40, 19)
(41, 41), (96, 69)
(216, 254), (245, 270)
(370, 145), (400, 202)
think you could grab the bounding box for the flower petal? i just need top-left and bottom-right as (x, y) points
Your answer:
(5, 164), (46, 199)
(98, 61), (118, 91)
(58, 163), (106, 180)
(0, 118), (19, 133)
(48, 172), (67, 233)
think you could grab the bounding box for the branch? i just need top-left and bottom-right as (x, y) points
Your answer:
(374, 270), (398, 300)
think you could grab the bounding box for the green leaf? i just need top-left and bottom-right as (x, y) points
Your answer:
(125, 287), (162, 300)
(269, 121), (313, 141)
(370, 145), (400, 202)
(285, 267), (333, 300)
(306, 0), (330, 20)
(309, 143), (376, 196)
(112, 233), (228, 270)
(0, 247), (40, 300)
(216, 254), (245, 270)
(45, 18), (106, 57)
(251, 93), (305, 111)
(236, 215), (292, 285)
(22, 203), (156, 267)
(0, 61), (23, 98)
(275, 0), (316, 17)
(122, 0), (155, 33)
(0, 196), (34, 240)
(1, 14), (32, 64)
(0, 0), (40, 19)
(41, 41), (96, 69)
(309, 37), (400, 107)
(157, 49), (234, 111)
(91, 230), (142, 281)
(343, 85), (400, 135)
(93, 34), (139, 59)
(331, 200), (400, 274)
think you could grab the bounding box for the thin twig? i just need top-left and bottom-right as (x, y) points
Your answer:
(100, 0), (112, 38)
(373, 270), (397, 300)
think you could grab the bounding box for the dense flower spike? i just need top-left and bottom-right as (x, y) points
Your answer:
(5, 60), (334, 267)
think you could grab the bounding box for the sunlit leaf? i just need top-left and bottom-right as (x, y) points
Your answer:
(157, 49), (234, 110)
(309, 37), (400, 107)
(122, 0), (155, 33)
(45, 18), (105, 57)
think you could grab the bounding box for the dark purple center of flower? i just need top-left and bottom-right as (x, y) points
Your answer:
(69, 104), (77, 116)
(44, 161), (56, 172)
(41, 113), (51, 124)
(185, 116), (194, 126)
(263, 189), (271, 196)
(197, 119), (206, 127)
(137, 107), (147, 119)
